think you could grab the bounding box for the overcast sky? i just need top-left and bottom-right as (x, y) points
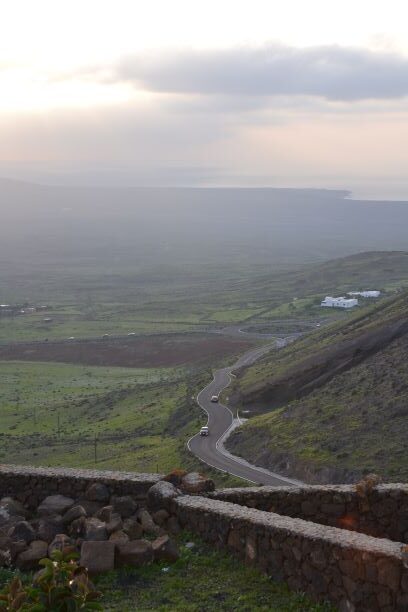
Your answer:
(2, 0), (408, 197)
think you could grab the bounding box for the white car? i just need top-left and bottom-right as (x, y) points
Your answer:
(211, 395), (219, 403)
(200, 426), (209, 436)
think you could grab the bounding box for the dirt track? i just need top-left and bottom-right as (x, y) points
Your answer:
(0, 334), (256, 368)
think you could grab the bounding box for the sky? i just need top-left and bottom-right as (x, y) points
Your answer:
(2, 0), (408, 197)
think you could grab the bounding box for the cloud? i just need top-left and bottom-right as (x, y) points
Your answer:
(116, 44), (408, 101)
(3, 98), (408, 191)
(4, 44), (408, 188)
(0, 102), (226, 164)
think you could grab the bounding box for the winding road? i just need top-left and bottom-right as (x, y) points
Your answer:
(188, 340), (302, 486)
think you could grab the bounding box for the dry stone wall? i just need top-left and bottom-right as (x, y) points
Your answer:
(3, 465), (408, 611)
(164, 492), (408, 612)
(0, 465), (161, 510)
(209, 484), (408, 543)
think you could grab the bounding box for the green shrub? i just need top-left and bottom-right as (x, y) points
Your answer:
(0, 550), (102, 611)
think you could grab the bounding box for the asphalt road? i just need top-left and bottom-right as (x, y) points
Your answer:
(188, 342), (302, 486)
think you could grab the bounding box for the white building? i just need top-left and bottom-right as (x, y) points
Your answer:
(321, 296), (358, 309)
(348, 291), (381, 298)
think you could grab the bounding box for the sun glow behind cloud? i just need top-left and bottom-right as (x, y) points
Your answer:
(2, 0), (408, 196)
(0, 68), (140, 113)
(2, 0), (408, 112)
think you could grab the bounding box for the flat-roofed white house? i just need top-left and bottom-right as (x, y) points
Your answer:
(321, 296), (359, 309)
(348, 291), (381, 298)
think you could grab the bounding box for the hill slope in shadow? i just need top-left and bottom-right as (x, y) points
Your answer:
(227, 290), (408, 483)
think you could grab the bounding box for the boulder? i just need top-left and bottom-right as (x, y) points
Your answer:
(147, 481), (180, 512)
(180, 472), (215, 494)
(137, 509), (160, 536)
(109, 530), (129, 544)
(38, 495), (74, 516)
(16, 540), (48, 571)
(0, 549), (10, 567)
(0, 507), (24, 532)
(8, 521), (36, 544)
(115, 539), (153, 568)
(36, 516), (64, 543)
(80, 540), (115, 575)
(0, 536), (27, 562)
(0, 507), (11, 529)
(0, 536), (12, 552)
(69, 516), (86, 538)
(62, 505), (87, 525)
(111, 496), (137, 518)
(76, 499), (103, 516)
(166, 516), (181, 535)
(152, 509), (170, 527)
(122, 517), (143, 540)
(11, 541), (28, 561)
(95, 506), (113, 523)
(48, 534), (75, 556)
(162, 469), (187, 487)
(106, 513), (122, 535)
(85, 483), (110, 503)
(84, 518), (108, 541)
(0, 497), (28, 518)
(339, 598), (356, 612)
(152, 535), (180, 563)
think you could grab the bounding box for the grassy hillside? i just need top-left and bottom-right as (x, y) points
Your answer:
(245, 250), (408, 299)
(0, 359), (246, 487)
(227, 290), (408, 482)
(0, 361), (188, 471)
(222, 250), (408, 328)
(233, 289), (408, 407)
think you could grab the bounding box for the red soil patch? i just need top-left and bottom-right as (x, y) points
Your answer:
(0, 334), (256, 368)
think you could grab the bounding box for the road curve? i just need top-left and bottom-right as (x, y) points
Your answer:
(188, 342), (302, 486)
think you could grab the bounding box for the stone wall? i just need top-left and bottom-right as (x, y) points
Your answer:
(209, 484), (408, 543)
(0, 464), (161, 510)
(3, 465), (408, 611)
(161, 492), (408, 612)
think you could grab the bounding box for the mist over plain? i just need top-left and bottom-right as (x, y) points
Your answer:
(1, 179), (408, 280)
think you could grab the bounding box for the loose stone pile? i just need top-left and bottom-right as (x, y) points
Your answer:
(0, 471), (213, 575)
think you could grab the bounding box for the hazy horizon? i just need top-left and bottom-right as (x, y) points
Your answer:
(2, 1), (408, 200)
(1, 180), (408, 300)
(2, 166), (408, 202)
